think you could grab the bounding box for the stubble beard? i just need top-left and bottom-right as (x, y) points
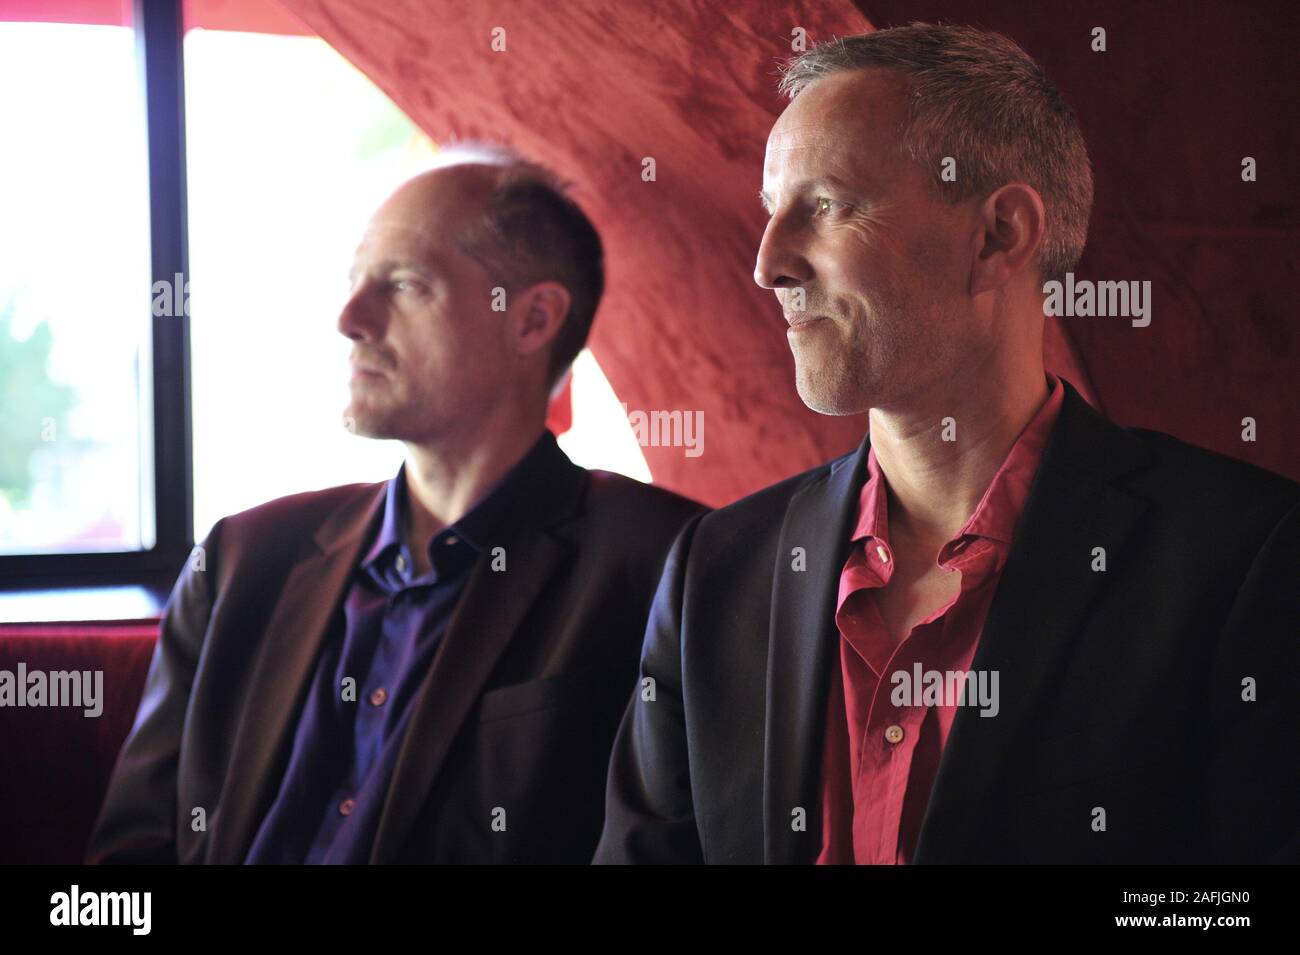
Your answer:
(345, 378), (407, 441)
(792, 313), (888, 416)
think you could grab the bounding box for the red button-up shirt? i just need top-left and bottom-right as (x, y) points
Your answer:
(816, 374), (1065, 864)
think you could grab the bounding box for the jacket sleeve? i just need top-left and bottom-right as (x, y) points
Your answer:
(593, 514), (706, 864)
(1201, 498), (1300, 864)
(85, 520), (224, 864)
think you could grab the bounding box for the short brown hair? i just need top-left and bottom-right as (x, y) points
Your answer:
(779, 24), (1093, 285)
(442, 143), (604, 389)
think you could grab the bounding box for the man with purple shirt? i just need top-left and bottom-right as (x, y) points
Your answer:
(88, 145), (703, 864)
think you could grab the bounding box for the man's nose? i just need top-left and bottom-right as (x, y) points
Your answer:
(337, 284), (382, 341)
(753, 214), (812, 291)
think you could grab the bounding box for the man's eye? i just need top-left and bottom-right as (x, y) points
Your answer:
(393, 279), (425, 294)
(814, 196), (846, 216)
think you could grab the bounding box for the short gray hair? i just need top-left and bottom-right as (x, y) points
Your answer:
(436, 142), (605, 389)
(778, 23), (1093, 286)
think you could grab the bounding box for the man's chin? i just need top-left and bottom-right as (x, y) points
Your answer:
(794, 369), (870, 417)
(342, 408), (397, 440)
(798, 391), (859, 416)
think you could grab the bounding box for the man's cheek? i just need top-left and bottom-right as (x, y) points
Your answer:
(907, 225), (955, 277)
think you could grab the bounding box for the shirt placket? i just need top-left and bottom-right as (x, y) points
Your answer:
(854, 617), (938, 863)
(847, 535), (985, 865)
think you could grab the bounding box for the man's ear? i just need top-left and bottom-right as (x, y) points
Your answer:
(969, 182), (1046, 296)
(511, 281), (571, 357)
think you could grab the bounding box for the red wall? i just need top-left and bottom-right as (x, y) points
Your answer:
(280, 0), (1298, 504)
(857, 0), (1299, 485)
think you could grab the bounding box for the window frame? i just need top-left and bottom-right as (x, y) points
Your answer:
(0, 0), (193, 601)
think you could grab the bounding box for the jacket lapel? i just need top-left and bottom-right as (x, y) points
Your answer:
(206, 483), (386, 863)
(763, 382), (1155, 865)
(368, 448), (587, 862)
(764, 435), (871, 864)
(367, 529), (575, 862)
(913, 382), (1153, 862)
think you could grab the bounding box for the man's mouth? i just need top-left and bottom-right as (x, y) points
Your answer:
(786, 314), (829, 332)
(349, 356), (391, 378)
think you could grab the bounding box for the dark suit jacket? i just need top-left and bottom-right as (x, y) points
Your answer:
(595, 381), (1300, 864)
(88, 434), (703, 864)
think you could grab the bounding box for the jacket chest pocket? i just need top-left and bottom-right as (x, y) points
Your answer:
(476, 667), (605, 724)
(1004, 714), (1187, 798)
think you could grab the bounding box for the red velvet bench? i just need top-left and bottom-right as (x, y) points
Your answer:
(0, 621), (159, 864)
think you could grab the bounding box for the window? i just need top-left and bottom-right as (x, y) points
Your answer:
(0, 0), (648, 609)
(182, 20), (440, 539)
(182, 5), (648, 541)
(0, 18), (154, 556)
(0, 0), (189, 604)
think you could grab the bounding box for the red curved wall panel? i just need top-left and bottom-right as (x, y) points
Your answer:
(276, 0), (1297, 503)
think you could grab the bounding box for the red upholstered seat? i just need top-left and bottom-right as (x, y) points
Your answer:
(0, 623), (159, 864)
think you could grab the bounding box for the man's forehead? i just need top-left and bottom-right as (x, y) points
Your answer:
(767, 120), (839, 155)
(763, 121), (871, 188)
(359, 218), (441, 246)
(765, 72), (905, 156)
(352, 219), (445, 263)
(357, 161), (502, 252)
(763, 81), (905, 188)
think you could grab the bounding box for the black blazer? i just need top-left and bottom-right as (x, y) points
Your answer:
(595, 381), (1300, 864)
(88, 434), (703, 864)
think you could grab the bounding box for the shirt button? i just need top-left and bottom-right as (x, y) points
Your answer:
(884, 724), (905, 744)
(339, 797), (356, 816)
(369, 687), (388, 706)
(445, 535), (459, 546)
(875, 544), (890, 563)
(395, 553), (407, 573)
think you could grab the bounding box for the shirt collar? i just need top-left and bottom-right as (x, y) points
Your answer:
(954, 371), (1065, 548)
(361, 429), (563, 585)
(849, 444), (890, 544)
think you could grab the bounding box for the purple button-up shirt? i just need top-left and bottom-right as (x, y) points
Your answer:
(245, 434), (552, 863)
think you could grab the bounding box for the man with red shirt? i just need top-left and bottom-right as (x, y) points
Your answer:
(595, 25), (1299, 864)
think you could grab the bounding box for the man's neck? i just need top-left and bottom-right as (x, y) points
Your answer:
(399, 420), (546, 560)
(868, 368), (1050, 546)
